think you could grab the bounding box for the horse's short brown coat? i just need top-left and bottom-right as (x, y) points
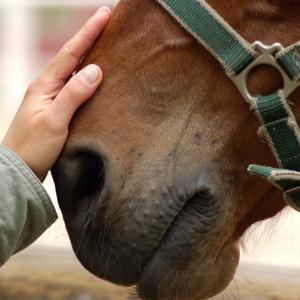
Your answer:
(53, 1), (300, 299)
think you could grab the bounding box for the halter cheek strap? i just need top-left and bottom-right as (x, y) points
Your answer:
(155, 0), (300, 211)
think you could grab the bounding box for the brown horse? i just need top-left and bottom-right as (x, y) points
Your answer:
(52, 0), (300, 299)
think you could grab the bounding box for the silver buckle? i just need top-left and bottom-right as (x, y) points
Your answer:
(231, 41), (300, 104)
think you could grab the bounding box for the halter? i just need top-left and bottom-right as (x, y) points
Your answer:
(155, 0), (300, 211)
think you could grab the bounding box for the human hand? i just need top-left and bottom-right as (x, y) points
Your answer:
(2, 7), (111, 182)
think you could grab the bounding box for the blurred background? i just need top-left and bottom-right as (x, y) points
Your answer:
(1, 1), (300, 299)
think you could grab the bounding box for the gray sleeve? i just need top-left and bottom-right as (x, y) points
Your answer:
(0, 144), (58, 266)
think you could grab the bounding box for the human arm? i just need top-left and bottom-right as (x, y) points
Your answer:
(0, 7), (110, 265)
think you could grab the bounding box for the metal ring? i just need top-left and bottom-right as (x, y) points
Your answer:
(231, 41), (300, 104)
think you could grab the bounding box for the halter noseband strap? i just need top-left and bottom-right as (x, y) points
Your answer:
(155, 0), (300, 211)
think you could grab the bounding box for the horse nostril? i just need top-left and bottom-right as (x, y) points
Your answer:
(53, 150), (105, 208)
(74, 151), (105, 198)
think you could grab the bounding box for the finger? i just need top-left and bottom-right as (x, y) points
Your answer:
(48, 64), (103, 127)
(40, 7), (110, 90)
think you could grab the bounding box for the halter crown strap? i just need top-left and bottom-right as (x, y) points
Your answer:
(155, 0), (300, 211)
(156, 0), (256, 75)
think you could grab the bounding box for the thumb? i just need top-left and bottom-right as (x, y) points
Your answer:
(49, 64), (103, 126)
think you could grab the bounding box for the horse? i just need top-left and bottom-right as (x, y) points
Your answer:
(52, 0), (300, 299)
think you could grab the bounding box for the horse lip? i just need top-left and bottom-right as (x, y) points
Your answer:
(138, 191), (216, 278)
(136, 192), (223, 300)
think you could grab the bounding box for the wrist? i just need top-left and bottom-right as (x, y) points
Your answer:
(1, 138), (47, 182)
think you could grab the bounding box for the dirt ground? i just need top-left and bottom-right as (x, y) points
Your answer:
(1, 246), (300, 300)
(0, 247), (132, 300)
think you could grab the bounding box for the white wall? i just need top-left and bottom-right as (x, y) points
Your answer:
(0, 5), (37, 123)
(0, 0), (118, 123)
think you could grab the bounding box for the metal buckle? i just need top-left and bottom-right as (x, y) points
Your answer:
(231, 41), (300, 104)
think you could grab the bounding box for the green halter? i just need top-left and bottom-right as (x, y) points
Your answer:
(155, 0), (300, 211)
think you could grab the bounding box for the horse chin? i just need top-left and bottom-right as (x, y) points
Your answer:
(69, 227), (239, 300)
(138, 241), (240, 300)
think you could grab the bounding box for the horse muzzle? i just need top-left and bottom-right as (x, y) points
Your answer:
(52, 145), (238, 299)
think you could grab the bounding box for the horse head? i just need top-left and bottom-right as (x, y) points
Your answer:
(53, 0), (300, 299)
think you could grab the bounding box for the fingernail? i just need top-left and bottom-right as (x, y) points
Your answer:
(96, 6), (111, 17)
(81, 65), (101, 86)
